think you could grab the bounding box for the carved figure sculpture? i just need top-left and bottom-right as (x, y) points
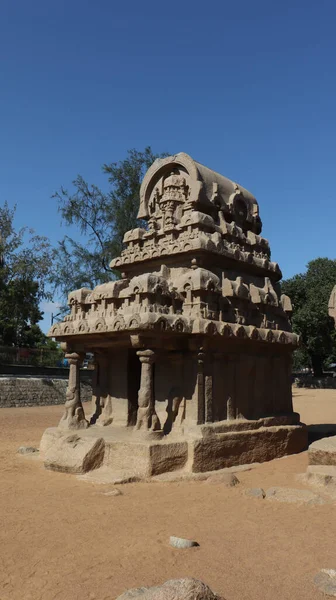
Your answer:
(58, 353), (88, 430)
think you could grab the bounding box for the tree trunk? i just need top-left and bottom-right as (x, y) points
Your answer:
(311, 354), (324, 378)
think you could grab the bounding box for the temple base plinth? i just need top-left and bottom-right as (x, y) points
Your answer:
(39, 417), (307, 480)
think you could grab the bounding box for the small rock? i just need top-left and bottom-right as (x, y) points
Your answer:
(102, 488), (123, 496)
(205, 473), (240, 486)
(245, 487), (266, 499)
(116, 578), (220, 599)
(314, 569), (336, 596)
(169, 536), (199, 549)
(17, 446), (39, 455)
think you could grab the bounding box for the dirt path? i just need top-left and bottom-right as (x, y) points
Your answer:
(0, 390), (335, 600)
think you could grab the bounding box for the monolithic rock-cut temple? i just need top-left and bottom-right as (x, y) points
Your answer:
(41, 152), (307, 477)
(304, 286), (336, 487)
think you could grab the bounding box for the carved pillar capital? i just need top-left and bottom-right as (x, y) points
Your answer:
(65, 352), (83, 366)
(136, 349), (156, 364)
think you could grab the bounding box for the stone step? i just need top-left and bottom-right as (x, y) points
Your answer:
(308, 435), (336, 466)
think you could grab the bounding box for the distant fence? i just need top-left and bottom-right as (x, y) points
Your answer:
(0, 346), (63, 368)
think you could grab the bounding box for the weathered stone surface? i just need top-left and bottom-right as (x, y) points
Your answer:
(191, 425), (307, 472)
(205, 472), (239, 486)
(17, 446), (39, 454)
(0, 376), (91, 408)
(149, 463), (255, 483)
(306, 465), (336, 489)
(40, 427), (64, 457)
(148, 441), (188, 476)
(44, 434), (105, 473)
(265, 486), (325, 505)
(102, 435), (188, 478)
(169, 536), (199, 549)
(246, 487), (266, 499)
(309, 436), (336, 466)
(314, 569), (336, 596)
(116, 578), (220, 600)
(78, 466), (141, 485)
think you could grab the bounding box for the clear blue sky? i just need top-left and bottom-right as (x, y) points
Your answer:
(0, 0), (335, 331)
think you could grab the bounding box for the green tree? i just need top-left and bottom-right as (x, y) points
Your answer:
(282, 258), (336, 377)
(0, 202), (53, 347)
(52, 147), (169, 302)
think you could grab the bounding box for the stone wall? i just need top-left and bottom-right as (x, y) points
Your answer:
(0, 365), (76, 377)
(0, 376), (92, 408)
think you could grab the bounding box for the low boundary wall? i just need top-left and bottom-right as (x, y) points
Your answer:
(293, 375), (336, 389)
(0, 375), (92, 408)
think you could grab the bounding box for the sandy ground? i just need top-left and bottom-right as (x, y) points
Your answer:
(0, 388), (335, 600)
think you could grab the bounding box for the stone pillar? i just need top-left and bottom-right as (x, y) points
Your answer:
(59, 352), (89, 430)
(197, 349), (205, 425)
(253, 355), (266, 419)
(212, 353), (221, 422)
(171, 353), (186, 427)
(164, 353), (186, 434)
(284, 354), (294, 413)
(96, 352), (113, 426)
(227, 396), (235, 420)
(204, 355), (213, 423)
(135, 350), (161, 431)
(90, 353), (100, 423)
(264, 356), (274, 415)
(226, 356), (236, 421)
(235, 354), (254, 419)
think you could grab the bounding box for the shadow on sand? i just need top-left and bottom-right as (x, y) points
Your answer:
(307, 423), (336, 444)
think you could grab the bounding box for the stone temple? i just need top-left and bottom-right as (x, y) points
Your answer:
(303, 286), (336, 488)
(41, 153), (307, 477)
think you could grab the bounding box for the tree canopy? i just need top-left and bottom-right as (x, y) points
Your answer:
(51, 147), (169, 301)
(282, 258), (336, 376)
(48, 146), (336, 378)
(0, 202), (54, 347)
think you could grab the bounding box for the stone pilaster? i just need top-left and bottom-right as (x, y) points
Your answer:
(90, 353), (100, 422)
(204, 354), (213, 424)
(196, 349), (205, 425)
(59, 352), (89, 430)
(226, 356), (236, 421)
(164, 353), (186, 434)
(135, 350), (161, 431)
